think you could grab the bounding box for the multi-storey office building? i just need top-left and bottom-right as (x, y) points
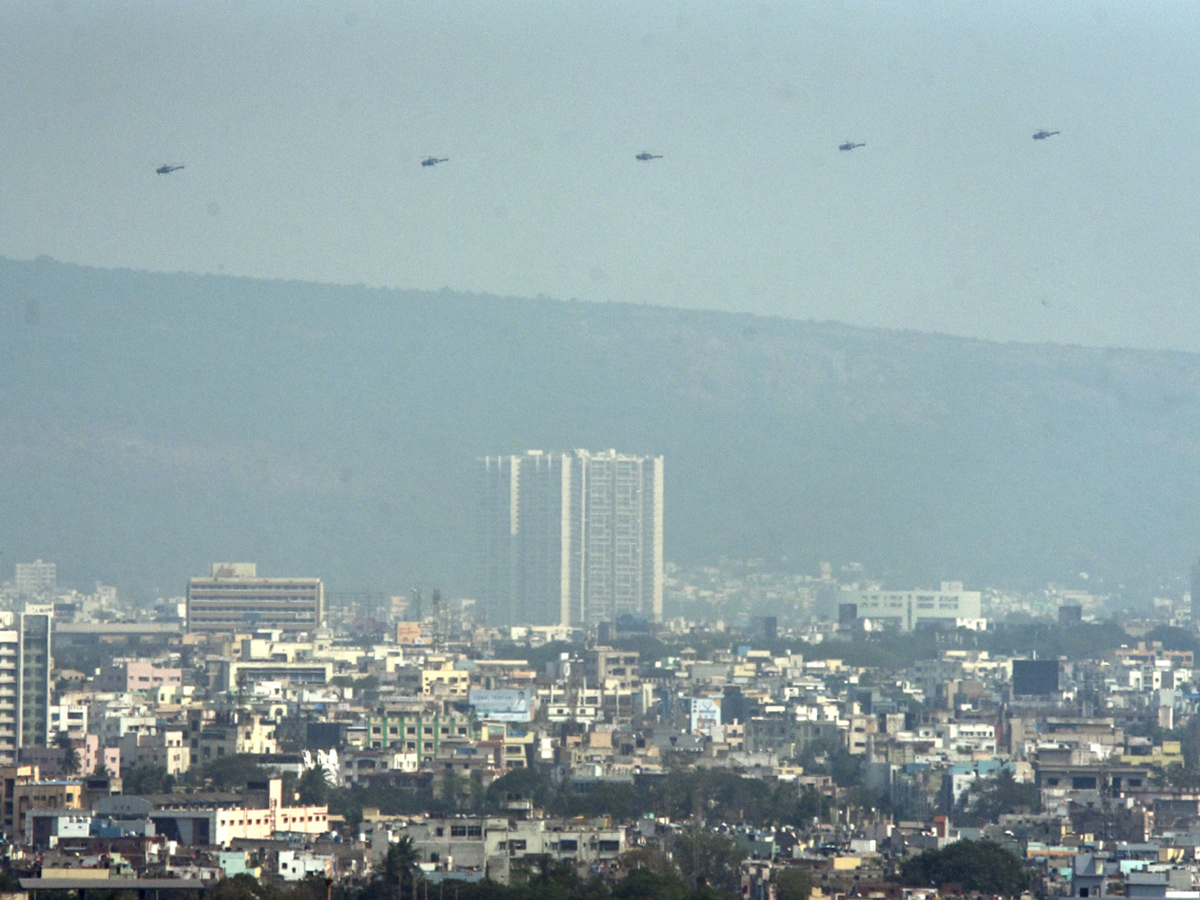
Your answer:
(186, 563), (323, 635)
(476, 449), (663, 627)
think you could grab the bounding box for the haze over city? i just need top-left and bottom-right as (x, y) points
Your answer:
(2, 1), (1199, 350)
(6, 5), (1200, 900)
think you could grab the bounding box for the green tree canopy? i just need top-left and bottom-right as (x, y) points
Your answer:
(208, 874), (271, 900)
(486, 766), (556, 812)
(611, 868), (689, 900)
(381, 837), (421, 900)
(673, 828), (744, 894)
(774, 869), (814, 900)
(122, 765), (175, 796)
(297, 766), (332, 805)
(953, 768), (1040, 825)
(61, 743), (81, 776)
(898, 840), (1029, 897)
(208, 874), (332, 900)
(797, 739), (863, 788)
(194, 754), (271, 791)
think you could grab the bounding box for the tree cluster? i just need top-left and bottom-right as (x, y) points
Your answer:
(122, 764), (177, 796)
(335, 835), (763, 900)
(953, 769), (1041, 826)
(330, 766), (828, 829)
(209, 875), (331, 900)
(898, 840), (1029, 897)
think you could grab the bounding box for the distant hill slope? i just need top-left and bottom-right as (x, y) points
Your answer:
(2, 256), (1199, 605)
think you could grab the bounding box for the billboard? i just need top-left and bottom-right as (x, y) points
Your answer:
(1012, 659), (1060, 696)
(689, 697), (722, 736)
(395, 621), (430, 646)
(469, 688), (532, 722)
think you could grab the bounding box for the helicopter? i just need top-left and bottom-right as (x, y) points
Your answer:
(155, 164), (184, 175)
(635, 152), (663, 161)
(1032, 130), (1060, 140)
(421, 157), (449, 167)
(838, 141), (865, 152)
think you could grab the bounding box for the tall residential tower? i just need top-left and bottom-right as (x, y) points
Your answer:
(0, 608), (53, 762)
(475, 450), (663, 627)
(1190, 557), (1200, 622)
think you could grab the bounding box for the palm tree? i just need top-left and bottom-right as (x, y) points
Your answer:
(298, 765), (332, 805)
(57, 731), (80, 776)
(382, 837), (421, 900)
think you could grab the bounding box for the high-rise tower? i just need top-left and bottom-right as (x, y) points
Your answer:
(1191, 557), (1200, 622)
(475, 450), (663, 627)
(0, 608), (52, 761)
(18, 610), (51, 750)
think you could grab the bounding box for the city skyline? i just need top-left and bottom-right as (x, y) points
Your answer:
(3, 0), (1200, 878)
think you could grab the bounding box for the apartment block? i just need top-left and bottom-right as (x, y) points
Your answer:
(476, 449), (663, 626)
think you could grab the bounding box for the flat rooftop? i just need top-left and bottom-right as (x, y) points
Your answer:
(22, 878), (212, 893)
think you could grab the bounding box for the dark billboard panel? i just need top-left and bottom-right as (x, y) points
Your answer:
(1012, 659), (1060, 695)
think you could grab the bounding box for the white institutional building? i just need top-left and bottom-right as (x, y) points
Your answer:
(839, 581), (983, 631)
(475, 449), (664, 627)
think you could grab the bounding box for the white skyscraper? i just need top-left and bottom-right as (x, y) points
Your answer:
(475, 449), (663, 627)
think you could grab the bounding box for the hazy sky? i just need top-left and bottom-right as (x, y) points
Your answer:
(3, 1), (1198, 351)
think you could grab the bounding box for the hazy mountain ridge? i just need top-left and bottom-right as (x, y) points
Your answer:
(2, 256), (1199, 605)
